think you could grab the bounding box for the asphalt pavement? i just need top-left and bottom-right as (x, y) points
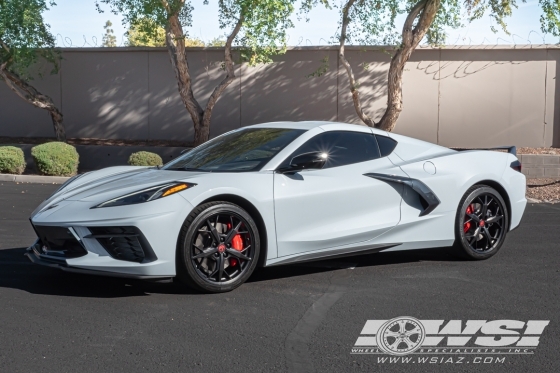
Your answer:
(0, 182), (559, 372)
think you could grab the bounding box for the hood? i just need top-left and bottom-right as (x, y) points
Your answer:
(34, 166), (206, 214)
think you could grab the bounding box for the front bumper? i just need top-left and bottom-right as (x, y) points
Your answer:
(25, 240), (170, 280)
(28, 192), (195, 277)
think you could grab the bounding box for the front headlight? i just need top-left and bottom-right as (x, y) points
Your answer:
(93, 182), (196, 208)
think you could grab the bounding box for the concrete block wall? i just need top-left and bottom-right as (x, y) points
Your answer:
(519, 154), (560, 178)
(1, 45), (559, 148)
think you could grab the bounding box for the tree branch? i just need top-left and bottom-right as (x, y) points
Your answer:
(402, 0), (428, 46)
(338, 0), (375, 127)
(0, 62), (66, 141)
(204, 14), (243, 114)
(160, 0), (171, 12)
(376, 0), (440, 132)
(165, 13), (204, 131)
(0, 37), (10, 54)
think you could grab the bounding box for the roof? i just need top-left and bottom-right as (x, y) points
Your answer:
(246, 121), (389, 135)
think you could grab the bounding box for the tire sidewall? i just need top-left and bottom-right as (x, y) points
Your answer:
(179, 203), (260, 293)
(456, 186), (509, 260)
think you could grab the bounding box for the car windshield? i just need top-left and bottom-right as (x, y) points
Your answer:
(163, 128), (306, 172)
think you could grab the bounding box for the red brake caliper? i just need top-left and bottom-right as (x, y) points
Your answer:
(464, 205), (473, 233)
(227, 223), (244, 266)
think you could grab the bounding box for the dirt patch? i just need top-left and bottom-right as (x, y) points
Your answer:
(526, 178), (560, 203)
(0, 137), (192, 148)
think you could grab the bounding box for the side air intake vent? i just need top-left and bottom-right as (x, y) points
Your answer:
(86, 227), (157, 263)
(363, 173), (441, 216)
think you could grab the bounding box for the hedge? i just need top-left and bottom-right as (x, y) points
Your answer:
(128, 151), (163, 167)
(31, 142), (79, 176)
(0, 146), (26, 175)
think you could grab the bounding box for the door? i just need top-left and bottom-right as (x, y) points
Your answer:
(273, 131), (404, 257)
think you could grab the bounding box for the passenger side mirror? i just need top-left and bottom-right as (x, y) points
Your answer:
(280, 151), (328, 173)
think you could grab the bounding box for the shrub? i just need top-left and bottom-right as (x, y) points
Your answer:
(128, 151), (163, 167)
(0, 146), (26, 175)
(31, 142), (79, 176)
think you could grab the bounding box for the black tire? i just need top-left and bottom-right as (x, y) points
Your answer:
(176, 201), (260, 293)
(452, 185), (509, 260)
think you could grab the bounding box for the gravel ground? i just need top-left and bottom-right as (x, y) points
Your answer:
(526, 178), (560, 202)
(518, 147), (559, 154)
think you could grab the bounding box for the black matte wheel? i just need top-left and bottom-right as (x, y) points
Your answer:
(452, 185), (509, 260)
(176, 202), (260, 293)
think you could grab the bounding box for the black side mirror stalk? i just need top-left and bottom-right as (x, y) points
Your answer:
(278, 151), (328, 173)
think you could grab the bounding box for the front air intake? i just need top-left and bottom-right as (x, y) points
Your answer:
(32, 225), (88, 259)
(86, 226), (157, 263)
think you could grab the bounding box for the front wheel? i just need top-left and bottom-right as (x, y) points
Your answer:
(176, 202), (260, 293)
(452, 185), (509, 260)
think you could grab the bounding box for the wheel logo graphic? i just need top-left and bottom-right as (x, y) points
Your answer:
(376, 317), (425, 355)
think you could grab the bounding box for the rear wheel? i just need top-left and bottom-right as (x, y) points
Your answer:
(452, 185), (509, 260)
(176, 202), (260, 293)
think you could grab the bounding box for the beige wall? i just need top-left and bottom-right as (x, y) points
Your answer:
(0, 46), (558, 147)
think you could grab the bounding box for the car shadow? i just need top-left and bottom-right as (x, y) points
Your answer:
(0, 246), (460, 298)
(247, 247), (460, 283)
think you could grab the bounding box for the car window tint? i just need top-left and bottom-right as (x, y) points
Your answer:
(375, 135), (398, 157)
(286, 131), (381, 169)
(163, 128), (306, 172)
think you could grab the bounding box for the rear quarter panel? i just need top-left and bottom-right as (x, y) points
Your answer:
(398, 151), (510, 215)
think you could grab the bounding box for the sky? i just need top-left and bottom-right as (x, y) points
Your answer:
(43, 0), (558, 48)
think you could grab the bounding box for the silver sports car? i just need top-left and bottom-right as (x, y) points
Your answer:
(27, 121), (527, 292)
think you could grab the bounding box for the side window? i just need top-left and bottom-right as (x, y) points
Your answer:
(375, 135), (398, 157)
(284, 131), (381, 169)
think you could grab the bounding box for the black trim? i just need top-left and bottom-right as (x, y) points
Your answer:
(267, 243), (401, 266)
(85, 233), (140, 238)
(87, 226), (158, 263)
(25, 245), (170, 280)
(456, 146), (517, 156)
(32, 225), (88, 259)
(364, 173), (441, 216)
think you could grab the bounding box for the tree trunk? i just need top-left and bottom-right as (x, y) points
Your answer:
(338, 0), (375, 127)
(200, 15), (244, 144)
(376, 0), (440, 132)
(165, 11), (244, 146)
(0, 63), (66, 141)
(165, 14), (205, 145)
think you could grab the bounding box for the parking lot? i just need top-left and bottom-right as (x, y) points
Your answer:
(0, 182), (558, 372)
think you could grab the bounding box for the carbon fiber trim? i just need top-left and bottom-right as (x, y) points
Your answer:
(364, 173), (441, 216)
(267, 243), (400, 266)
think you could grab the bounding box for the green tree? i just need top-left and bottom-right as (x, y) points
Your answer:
(207, 36), (227, 47)
(126, 18), (166, 46)
(320, 0), (560, 132)
(102, 20), (118, 47)
(125, 18), (205, 47)
(97, 0), (296, 146)
(0, 0), (65, 141)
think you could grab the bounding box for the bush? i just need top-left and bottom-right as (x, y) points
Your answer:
(0, 146), (26, 175)
(128, 151), (163, 167)
(31, 142), (79, 176)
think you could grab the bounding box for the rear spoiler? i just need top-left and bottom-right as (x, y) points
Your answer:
(455, 146), (517, 156)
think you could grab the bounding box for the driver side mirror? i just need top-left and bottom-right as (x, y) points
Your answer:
(279, 151), (328, 173)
